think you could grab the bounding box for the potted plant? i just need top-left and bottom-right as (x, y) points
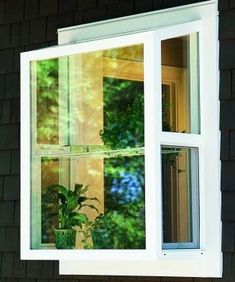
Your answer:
(91, 201), (145, 249)
(48, 183), (99, 249)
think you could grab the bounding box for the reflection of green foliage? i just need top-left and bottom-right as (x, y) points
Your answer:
(162, 147), (182, 167)
(41, 157), (60, 243)
(36, 59), (59, 144)
(104, 156), (144, 211)
(99, 78), (144, 149)
(90, 155), (145, 249)
(41, 186), (59, 243)
(96, 78), (145, 249)
(91, 201), (145, 249)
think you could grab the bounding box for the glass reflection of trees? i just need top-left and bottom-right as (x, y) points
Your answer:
(36, 59), (59, 145)
(94, 78), (145, 249)
(39, 58), (145, 249)
(100, 78), (144, 149)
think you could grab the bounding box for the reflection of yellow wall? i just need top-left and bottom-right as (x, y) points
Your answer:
(70, 52), (104, 145)
(162, 37), (188, 68)
(72, 158), (104, 248)
(162, 36), (191, 243)
(73, 158), (104, 217)
(69, 52), (105, 248)
(162, 66), (189, 133)
(177, 150), (190, 242)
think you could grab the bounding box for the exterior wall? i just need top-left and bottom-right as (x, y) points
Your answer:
(219, 1), (235, 282)
(0, 0), (227, 281)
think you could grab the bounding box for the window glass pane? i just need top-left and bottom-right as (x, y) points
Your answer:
(30, 44), (145, 250)
(41, 157), (59, 244)
(69, 47), (144, 150)
(33, 59), (59, 145)
(32, 154), (145, 249)
(162, 34), (200, 134)
(161, 146), (199, 248)
(102, 78), (144, 149)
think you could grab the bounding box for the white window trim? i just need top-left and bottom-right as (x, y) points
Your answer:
(21, 31), (153, 261)
(21, 0), (222, 277)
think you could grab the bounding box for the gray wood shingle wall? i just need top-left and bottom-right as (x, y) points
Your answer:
(0, 0), (228, 281)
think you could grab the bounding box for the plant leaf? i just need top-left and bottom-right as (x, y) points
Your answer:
(81, 204), (99, 213)
(72, 213), (88, 223)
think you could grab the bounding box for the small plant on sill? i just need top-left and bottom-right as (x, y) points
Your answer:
(47, 183), (99, 249)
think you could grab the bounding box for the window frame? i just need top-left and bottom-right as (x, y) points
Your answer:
(21, 0), (222, 277)
(21, 31), (156, 261)
(156, 21), (202, 251)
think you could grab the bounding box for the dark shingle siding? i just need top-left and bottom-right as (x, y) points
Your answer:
(13, 253), (26, 278)
(20, 21), (30, 45)
(135, 0), (153, 13)
(222, 192), (235, 221)
(39, 0), (58, 16)
(222, 222), (235, 252)
(221, 161), (235, 190)
(5, 73), (19, 99)
(0, 49), (13, 74)
(219, 0), (230, 11)
(24, 0), (39, 19)
(106, 0), (134, 18)
(221, 130), (230, 160)
(26, 261), (43, 279)
(5, 0), (24, 23)
(83, 7), (106, 23)
(223, 253), (235, 282)
(30, 17), (47, 44)
(3, 175), (20, 201)
(0, 0), (224, 281)
(59, 0), (77, 13)
(0, 24), (11, 49)
(0, 151), (11, 175)
(1, 99), (11, 124)
(10, 23), (21, 48)
(0, 75), (5, 99)
(0, 1), (5, 24)
(0, 176), (3, 199)
(0, 201), (14, 226)
(0, 124), (19, 150)
(1, 252), (14, 278)
(220, 100), (235, 129)
(220, 70), (231, 100)
(77, 0), (97, 10)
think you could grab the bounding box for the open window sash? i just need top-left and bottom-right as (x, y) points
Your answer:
(21, 31), (157, 261)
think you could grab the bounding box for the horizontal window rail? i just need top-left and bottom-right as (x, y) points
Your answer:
(33, 145), (188, 158)
(33, 146), (145, 158)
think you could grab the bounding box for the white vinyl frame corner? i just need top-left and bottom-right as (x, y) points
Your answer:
(21, 0), (222, 277)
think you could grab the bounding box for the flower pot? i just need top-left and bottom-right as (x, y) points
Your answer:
(54, 229), (76, 249)
(91, 229), (113, 249)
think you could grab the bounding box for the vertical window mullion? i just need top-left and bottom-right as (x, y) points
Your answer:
(58, 57), (70, 147)
(144, 31), (162, 257)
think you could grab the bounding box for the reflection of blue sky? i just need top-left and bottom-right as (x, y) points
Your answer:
(110, 172), (143, 204)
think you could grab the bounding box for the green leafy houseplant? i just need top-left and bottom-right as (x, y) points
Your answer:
(48, 183), (99, 249)
(90, 201), (145, 249)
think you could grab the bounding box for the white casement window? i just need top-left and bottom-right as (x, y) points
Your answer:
(21, 0), (221, 277)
